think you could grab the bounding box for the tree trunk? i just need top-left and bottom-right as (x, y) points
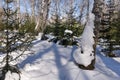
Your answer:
(30, 0), (35, 21)
(35, 0), (51, 33)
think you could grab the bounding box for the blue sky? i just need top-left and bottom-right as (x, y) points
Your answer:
(0, 0), (94, 18)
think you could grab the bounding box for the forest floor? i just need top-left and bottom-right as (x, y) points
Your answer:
(3, 39), (120, 80)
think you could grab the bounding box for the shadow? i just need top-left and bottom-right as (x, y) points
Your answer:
(19, 41), (74, 80)
(32, 39), (42, 45)
(18, 42), (53, 68)
(52, 44), (72, 80)
(81, 70), (91, 80)
(96, 49), (120, 76)
(69, 45), (78, 61)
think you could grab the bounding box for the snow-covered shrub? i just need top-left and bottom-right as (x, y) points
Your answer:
(43, 17), (84, 45)
(59, 29), (78, 46)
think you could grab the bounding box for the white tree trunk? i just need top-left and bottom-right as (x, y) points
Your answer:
(16, 0), (20, 19)
(30, 0), (35, 21)
(35, 0), (51, 33)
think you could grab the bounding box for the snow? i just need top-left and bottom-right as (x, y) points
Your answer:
(113, 58), (120, 63)
(35, 33), (43, 40)
(0, 40), (120, 80)
(5, 71), (20, 80)
(73, 13), (95, 67)
(45, 33), (55, 40)
(64, 29), (73, 34)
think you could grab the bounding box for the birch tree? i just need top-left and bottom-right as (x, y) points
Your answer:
(35, 0), (51, 34)
(30, 0), (35, 21)
(15, 0), (20, 20)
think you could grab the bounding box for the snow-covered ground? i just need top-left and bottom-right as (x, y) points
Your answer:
(3, 40), (120, 80)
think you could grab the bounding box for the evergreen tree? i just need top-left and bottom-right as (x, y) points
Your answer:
(99, 0), (120, 57)
(0, 0), (34, 80)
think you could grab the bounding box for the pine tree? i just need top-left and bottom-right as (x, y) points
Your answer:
(0, 0), (34, 80)
(99, 0), (117, 57)
(95, 0), (120, 57)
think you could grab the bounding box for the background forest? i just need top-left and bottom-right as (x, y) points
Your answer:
(0, 0), (120, 80)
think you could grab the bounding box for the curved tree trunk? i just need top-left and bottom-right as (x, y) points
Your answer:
(73, 12), (96, 70)
(73, 0), (96, 70)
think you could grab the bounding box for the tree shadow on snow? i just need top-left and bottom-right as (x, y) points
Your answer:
(18, 42), (53, 68)
(18, 42), (75, 80)
(52, 44), (73, 80)
(96, 49), (120, 76)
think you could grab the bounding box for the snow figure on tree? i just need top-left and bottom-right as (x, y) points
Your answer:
(73, 13), (95, 70)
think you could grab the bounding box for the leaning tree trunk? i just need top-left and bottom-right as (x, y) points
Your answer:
(73, 12), (96, 70)
(73, 0), (97, 70)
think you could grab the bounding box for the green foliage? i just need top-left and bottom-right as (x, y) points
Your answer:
(19, 19), (36, 34)
(99, 14), (120, 57)
(0, 20), (5, 31)
(45, 20), (83, 38)
(69, 22), (84, 37)
(44, 17), (83, 46)
(98, 0), (120, 57)
(0, 1), (35, 80)
(110, 19), (120, 43)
